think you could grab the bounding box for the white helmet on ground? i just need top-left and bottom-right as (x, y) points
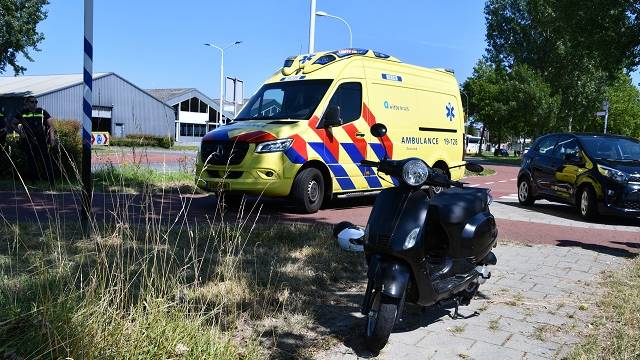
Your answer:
(333, 221), (365, 252)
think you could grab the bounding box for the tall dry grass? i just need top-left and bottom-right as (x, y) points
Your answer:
(0, 143), (364, 359)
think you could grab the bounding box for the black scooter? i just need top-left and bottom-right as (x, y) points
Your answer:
(357, 124), (498, 351)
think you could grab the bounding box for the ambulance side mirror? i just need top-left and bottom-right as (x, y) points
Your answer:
(322, 105), (342, 128)
(370, 123), (387, 138)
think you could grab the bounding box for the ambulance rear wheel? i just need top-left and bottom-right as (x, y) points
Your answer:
(292, 168), (324, 213)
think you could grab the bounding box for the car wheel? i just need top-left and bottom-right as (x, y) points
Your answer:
(517, 177), (535, 206)
(578, 186), (598, 220)
(292, 168), (324, 213)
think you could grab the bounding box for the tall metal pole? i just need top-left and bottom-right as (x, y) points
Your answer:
(603, 101), (609, 134)
(82, 0), (93, 230)
(220, 48), (224, 126)
(205, 42), (241, 126)
(308, 0), (316, 53)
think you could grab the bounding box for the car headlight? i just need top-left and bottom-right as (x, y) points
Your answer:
(598, 164), (628, 183)
(402, 159), (430, 186)
(404, 227), (420, 249)
(255, 138), (293, 153)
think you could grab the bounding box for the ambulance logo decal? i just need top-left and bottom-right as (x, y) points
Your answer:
(299, 54), (315, 64)
(445, 103), (455, 121)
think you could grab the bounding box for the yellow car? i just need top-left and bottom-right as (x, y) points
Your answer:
(196, 48), (466, 213)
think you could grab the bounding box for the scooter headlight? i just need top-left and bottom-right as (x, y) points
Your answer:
(402, 159), (430, 186)
(404, 227), (420, 249)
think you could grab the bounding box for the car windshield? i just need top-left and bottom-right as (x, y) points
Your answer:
(234, 80), (332, 121)
(579, 136), (640, 161)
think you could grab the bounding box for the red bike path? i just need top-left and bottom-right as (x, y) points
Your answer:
(1, 163), (638, 256)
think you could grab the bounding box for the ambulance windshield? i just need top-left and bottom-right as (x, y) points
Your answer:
(235, 80), (332, 121)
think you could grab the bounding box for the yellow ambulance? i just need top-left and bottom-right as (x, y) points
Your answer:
(195, 48), (466, 213)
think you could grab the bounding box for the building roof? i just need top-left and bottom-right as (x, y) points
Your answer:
(146, 88), (195, 102)
(0, 73), (111, 97)
(146, 87), (243, 119)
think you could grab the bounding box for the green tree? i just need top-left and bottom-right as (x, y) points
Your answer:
(0, 0), (49, 74)
(601, 74), (640, 138)
(463, 60), (512, 149)
(483, 0), (640, 133)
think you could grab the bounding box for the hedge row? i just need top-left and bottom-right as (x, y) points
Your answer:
(110, 134), (174, 149)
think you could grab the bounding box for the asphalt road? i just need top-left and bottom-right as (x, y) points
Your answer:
(1, 161), (638, 255)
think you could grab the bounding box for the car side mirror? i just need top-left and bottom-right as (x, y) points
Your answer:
(370, 123), (387, 138)
(322, 105), (342, 128)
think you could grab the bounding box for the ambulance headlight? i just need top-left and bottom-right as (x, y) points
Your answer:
(402, 159), (430, 186)
(255, 138), (293, 153)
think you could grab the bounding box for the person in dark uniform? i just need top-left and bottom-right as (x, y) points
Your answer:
(13, 96), (58, 185)
(0, 107), (7, 173)
(0, 107), (6, 147)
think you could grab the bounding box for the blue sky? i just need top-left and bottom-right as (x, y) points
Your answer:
(17, 1), (639, 98)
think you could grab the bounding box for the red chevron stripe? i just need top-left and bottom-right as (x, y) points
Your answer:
(288, 134), (308, 160)
(342, 123), (367, 159)
(233, 131), (277, 143)
(309, 115), (340, 161)
(362, 103), (393, 158)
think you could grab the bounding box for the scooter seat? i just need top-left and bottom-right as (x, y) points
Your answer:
(429, 188), (489, 224)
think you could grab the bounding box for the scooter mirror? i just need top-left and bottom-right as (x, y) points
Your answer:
(465, 162), (484, 173)
(370, 123), (387, 138)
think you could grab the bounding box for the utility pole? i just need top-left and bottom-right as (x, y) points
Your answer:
(603, 101), (609, 134)
(308, 0), (316, 53)
(82, 0), (93, 232)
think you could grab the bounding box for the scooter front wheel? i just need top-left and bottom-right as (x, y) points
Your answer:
(365, 291), (398, 352)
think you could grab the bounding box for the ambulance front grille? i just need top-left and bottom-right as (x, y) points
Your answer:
(201, 141), (249, 166)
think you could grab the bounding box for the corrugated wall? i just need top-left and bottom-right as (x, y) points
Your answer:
(37, 74), (176, 138)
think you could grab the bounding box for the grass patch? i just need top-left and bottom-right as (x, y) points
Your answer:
(464, 167), (497, 177)
(568, 257), (640, 359)
(469, 153), (522, 166)
(488, 318), (500, 331)
(0, 218), (364, 359)
(93, 163), (195, 193)
(0, 164), (197, 194)
(448, 325), (467, 334)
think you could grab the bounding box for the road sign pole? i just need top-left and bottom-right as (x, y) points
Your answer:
(602, 101), (609, 134)
(82, 0), (93, 231)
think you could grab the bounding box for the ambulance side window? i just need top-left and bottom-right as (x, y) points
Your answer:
(327, 82), (362, 125)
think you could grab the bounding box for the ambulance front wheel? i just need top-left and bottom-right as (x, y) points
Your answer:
(292, 168), (324, 213)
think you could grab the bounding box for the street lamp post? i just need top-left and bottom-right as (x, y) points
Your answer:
(315, 11), (352, 48)
(308, 0), (317, 53)
(204, 41), (242, 126)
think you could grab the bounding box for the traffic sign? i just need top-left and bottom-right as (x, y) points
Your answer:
(91, 131), (110, 146)
(596, 111), (606, 116)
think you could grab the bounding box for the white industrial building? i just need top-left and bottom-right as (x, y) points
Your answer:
(0, 73), (176, 138)
(146, 88), (236, 143)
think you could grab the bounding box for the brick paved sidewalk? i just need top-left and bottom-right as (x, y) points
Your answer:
(316, 243), (628, 360)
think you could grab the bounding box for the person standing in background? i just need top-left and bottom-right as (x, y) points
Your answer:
(13, 96), (58, 186)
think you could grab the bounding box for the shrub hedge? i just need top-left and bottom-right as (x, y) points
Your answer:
(0, 120), (82, 181)
(110, 134), (174, 148)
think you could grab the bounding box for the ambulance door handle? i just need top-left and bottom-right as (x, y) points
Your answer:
(355, 132), (365, 138)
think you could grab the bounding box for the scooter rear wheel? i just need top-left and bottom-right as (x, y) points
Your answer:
(365, 291), (398, 352)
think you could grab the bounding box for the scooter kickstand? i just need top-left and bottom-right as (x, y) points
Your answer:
(448, 298), (480, 320)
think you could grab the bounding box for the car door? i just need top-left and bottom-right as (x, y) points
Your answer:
(319, 81), (378, 190)
(551, 136), (582, 201)
(530, 135), (559, 196)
